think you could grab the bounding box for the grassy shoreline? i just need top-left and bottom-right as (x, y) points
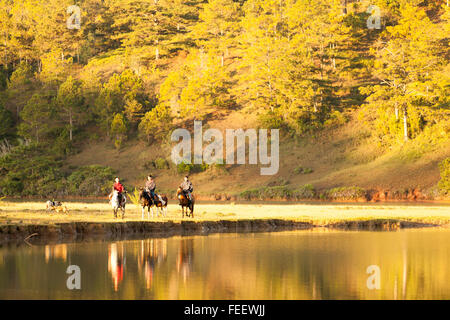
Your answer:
(1, 201), (449, 242)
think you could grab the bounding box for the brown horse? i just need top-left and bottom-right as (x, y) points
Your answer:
(139, 189), (168, 219)
(177, 187), (194, 218)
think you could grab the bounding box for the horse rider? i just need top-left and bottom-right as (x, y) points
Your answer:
(145, 175), (165, 205)
(180, 175), (193, 202)
(113, 177), (125, 205)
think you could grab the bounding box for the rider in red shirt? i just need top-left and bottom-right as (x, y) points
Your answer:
(113, 177), (125, 204)
(113, 178), (124, 193)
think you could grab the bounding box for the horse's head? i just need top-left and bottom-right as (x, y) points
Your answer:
(177, 187), (186, 201)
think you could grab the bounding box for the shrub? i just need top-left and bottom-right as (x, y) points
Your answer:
(438, 158), (450, 194)
(324, 110), (348, 127)
(292, 184), (316, 199)
(177, 161), (194, 174)
(325, 186), (367, 200)
(239, 184), (316, 200)
(294, 166), (314, 174)
(0, 143), (64, 197)
(154, 157), (170, 170)
(176, 161), (209, 174)
(128, 187), (141, 206)
(66, 165), (116, 196)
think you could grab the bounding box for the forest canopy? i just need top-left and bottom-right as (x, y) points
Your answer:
(0, 0), (448, 196)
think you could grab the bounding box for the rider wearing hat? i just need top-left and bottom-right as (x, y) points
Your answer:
(145, 175), (165, 205)
(180, 176), (193, 201)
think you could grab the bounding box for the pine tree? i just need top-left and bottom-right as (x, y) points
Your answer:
(56, 76), (86, 141)
(139, 104), (172, 143)
(18, 93), (52, 143)
(110, 113), (128, 149)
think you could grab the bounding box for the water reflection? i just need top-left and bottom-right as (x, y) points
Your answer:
(138, 239), (167, 289)
(44, 244), (67, 263)
(108, 243), (125, 292)
(0, 229), (449, 299)
(176, 239), (194, 283)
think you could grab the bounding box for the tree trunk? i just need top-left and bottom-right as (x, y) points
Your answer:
(342, 0), (347, 15)
(3, 32), (7, 67)
(395, 104), (399, 120)
(69, 111), (73, 141)
(403, 108), (408, 141)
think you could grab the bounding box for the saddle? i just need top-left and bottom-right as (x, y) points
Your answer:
(144, 189), (159, 203)
(182, 190), (193, 203)
(117, 193), (126, 206)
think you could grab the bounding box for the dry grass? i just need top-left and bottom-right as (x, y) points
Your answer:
(0, 201), (449, 226)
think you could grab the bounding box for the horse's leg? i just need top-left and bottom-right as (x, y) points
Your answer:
(141, 206), (145, 220)
(150, 206), (154, 219)
(122, 206), (125, 219)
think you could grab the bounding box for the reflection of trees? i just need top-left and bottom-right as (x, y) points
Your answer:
(108, 243), (126, 292)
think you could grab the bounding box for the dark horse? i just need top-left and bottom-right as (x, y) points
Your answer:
(139, 189), (168, 219)
(177, 187), (194, 218)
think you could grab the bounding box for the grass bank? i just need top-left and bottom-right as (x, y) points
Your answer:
(1, 201), (449, 242)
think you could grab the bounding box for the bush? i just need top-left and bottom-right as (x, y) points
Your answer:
(66, 165), (116, 196)
(154, 157), (170, 170)
(438, 158), (450, 194)
(325, 186), (367, 200)
(0, 143), (65, 196)
(239, 184), (316, 200)
(292, 184), (316, 199)
(176, 161), (209, 174)
(177, 161), (194, 174)
(294, 166), (313, 174)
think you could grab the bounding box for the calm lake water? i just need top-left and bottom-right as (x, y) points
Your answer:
(0, 228), (449, 299)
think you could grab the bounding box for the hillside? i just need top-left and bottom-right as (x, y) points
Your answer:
(65, 109), (449, 200)
(0, 0), (449, 200)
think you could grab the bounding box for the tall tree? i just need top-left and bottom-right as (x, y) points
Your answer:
(56, 76), (86, 141)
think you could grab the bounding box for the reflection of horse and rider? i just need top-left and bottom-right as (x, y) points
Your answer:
(108, 242), (125, 292)
(109, 175), (195, 219)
